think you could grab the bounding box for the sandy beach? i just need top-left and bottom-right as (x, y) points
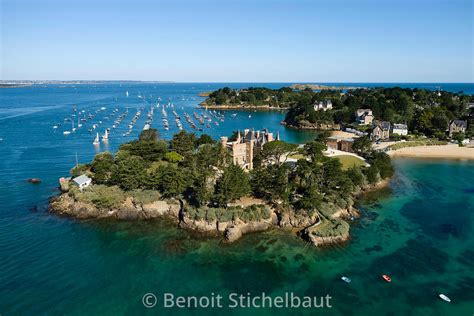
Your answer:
(388, 144), (474, 160)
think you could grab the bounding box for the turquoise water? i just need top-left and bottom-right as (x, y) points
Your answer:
(1, 83), (473, 315)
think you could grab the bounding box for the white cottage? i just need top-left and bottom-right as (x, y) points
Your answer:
(72, 174), (92, 190)
(391, 123), (408, 136)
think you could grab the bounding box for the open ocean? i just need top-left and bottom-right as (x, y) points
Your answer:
(0, 82), (473, 315)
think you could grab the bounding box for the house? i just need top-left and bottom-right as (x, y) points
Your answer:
(326, 137), (355, 153)
(448, 120), (467, 137)
(372, 121), (391, 140)
(220, 129), (277, 170)
(355, 109), (374, 125)
(391, 123), (408, 136)
(72, 174), (92, 190)
(314, 100), (333, 111)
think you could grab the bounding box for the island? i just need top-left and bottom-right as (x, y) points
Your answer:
(289, 83), (364, 91)
(49, 128), (393, 246)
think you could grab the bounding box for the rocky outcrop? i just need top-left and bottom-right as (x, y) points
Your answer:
(224, 216), (277, 242)
(49, 194), (181, 221)
(49, 176), (390, 246)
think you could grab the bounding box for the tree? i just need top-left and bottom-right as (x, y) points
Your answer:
(171, 130), (197, 157)
(452, 132), (465, 145)
(90, 152), (114, 184)
(196, 134), (215, 146)
(214, 164), (251, 207)
(352, 136), (372, 156)
(164, 151), (183, 163)
(139, 128), (159, 142)
(119, 140), (168, 162)
(151, 164), (189, 198)
(346, 166), (366, 187)
(304, 141), (326, 162)
(260, 141), (297, 166)
(111, 156), (147, 191)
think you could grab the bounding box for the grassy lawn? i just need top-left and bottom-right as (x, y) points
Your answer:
(388, 139), (447, 150)
(334, 155), (365, 170)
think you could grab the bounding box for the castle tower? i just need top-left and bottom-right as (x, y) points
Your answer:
(220, 136), (228, 148)
(267, 132), (273, 142)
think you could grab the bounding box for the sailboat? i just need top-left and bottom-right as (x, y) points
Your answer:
(93, 133), (100, 145)
(71, 119), (76, 132)
(126, 91), (129, 97)
(77, 116), (82, 128)
(102, 129), (109, 141)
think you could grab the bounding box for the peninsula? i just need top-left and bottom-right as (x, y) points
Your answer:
(49, 129), (393, 246)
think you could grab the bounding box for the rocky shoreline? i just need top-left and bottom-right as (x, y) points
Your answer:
(49, 179), (389, 247)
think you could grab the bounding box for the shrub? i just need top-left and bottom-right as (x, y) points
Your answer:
(73, 185), (126, 209)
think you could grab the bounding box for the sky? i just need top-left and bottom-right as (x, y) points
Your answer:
(1, 0), (473, 82)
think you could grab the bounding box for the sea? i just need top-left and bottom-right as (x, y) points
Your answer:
(0, 83), (473, 315)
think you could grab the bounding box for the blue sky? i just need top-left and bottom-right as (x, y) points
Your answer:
(1, 0), (473, 82)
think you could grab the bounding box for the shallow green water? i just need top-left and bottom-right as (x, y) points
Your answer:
(1, 159), (473, 315)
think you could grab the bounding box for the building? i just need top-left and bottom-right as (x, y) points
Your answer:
(72, 174), (92, 190)
(313, 100), (333, 111)
(391, 123), (408, 136)
(326, 137), (355, 153)
(355, 109), (374, 125)
(372, 121), (391, 140)
(220, 129), (278, 170)
(448, 120), (467, 137)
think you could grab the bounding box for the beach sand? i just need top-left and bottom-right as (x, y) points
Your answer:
(389, 144), (474, 160)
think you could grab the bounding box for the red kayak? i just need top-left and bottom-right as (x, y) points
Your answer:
(382, 274), (391, 282)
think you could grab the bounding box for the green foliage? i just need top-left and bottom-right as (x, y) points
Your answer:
(70, 163), (90, 177)
(196, 134), (215, 146)
(164, 151), (183, 163)
(251, 164), (290, 203)
(111, 155), (147, 191)
(304, 141), (326, 162)
(90, 152), (114, 184)
(260, 140), (297, 166)
(73, 185), (125, 209)
(352, 136), (372, 155)
(151, 164), (189, 198)
(346, 166), (366, 187)
(312, 218), (350, 238)
(186, 204), (271, 223)
(171, 130), (197, 157)
(129, 189), (162, 204)
(214, 164), (251, 207)
(119, 140), (168, 162)
(388, 139), (447, 150)
(139, 128), (159, 142)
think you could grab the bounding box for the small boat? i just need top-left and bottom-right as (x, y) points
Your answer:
(341, 276), (351, 283)
(27, 178), (42, 184)
(63, 131), (71, 135)
(382, 274), (391, 283)
(102, 129), (109, 141)
(248, 114), (252, 118)
(93, 133), (100, 145)
(439, 294), (451, 303)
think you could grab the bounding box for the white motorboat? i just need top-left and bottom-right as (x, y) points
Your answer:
(439, 294), (451, 303)
(341, 276), (351, 283)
